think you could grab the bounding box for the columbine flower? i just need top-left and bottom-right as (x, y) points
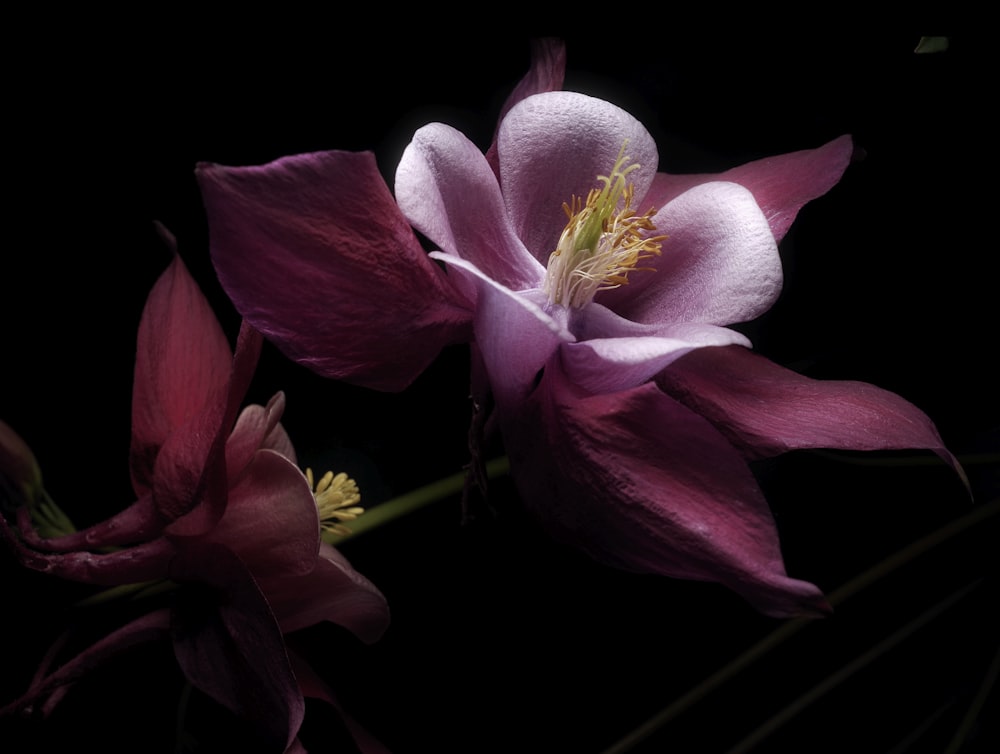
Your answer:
(1, 238), (389, 752)
(195, 45), (964, 617)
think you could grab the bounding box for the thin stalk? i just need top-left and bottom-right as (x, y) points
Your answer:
(599, 496), (1000, 754)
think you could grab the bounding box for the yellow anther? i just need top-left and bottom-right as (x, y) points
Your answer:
(305, 467), (364, 537)
(543, 142), (665, 308)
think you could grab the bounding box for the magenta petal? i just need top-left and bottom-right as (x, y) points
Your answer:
(130, 253), (231, 499)
(504, 361), (829, 618)
(197, 150), (473, 392)
(648, 135), (855, 244)
(171, 541), (304, 752)
(259, 543), (390, 639)
(396, 122), (544, 290)
(658, 346), (967, 481)
(498, 91), (659, 263)
(196, 449), (320, 578)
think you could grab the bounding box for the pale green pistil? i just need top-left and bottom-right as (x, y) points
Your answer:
(543, 143), (665, 308)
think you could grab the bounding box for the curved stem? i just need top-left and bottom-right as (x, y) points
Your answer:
(599, 495), (1000, 754)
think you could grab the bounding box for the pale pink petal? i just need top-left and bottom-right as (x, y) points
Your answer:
(430, 253), (571, 406)
(260, 543), (390, 641)
(605, 181), (781, 326)
(196, 449), (319, 578)
(498, 91), (659, 262)
(658, 345), (968, 484)
(648, 135), (855, 243)
(561, 324), (750, 394)
(226, 392), (289, 478)
(197, 150), (473, 392)
(395, 123), (543, 290)
(502, 363), (829, 618)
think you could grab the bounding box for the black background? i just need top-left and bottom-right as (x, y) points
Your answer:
(3, 24), (998, 754)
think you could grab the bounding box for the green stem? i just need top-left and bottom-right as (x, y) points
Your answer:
(323, 456), (510, 545)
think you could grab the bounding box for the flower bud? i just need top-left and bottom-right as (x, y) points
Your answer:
(0, 419), (43, 503)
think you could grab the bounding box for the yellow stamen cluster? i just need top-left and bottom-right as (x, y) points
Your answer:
(543, 142), (665, 308)
(306, 467), (364, 537)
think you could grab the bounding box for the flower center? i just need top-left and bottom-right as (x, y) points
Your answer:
(543, 142), (665, 309)
(306, 467), (364, 537)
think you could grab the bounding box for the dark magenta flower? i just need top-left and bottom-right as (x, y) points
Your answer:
(1, 244), (389, 752)
(195, 44), (963, 618)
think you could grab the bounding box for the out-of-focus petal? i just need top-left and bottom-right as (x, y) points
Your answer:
(171, 541), (305, 753)
(260, 543), (390, 640)
(647, 135), (855, 243)
(0, 609), (171, 719)
(498, 91), (659, 262)
(486, 37), (567, 177)
(396, 123), (544, 290)
(197, 150), (473, 392)
(605, 181), (781, 326)
(502, 362), (830, 618)
(196, 450), (319, 578)
(561, 325), (750, 394)
(658, 345), (968, 484)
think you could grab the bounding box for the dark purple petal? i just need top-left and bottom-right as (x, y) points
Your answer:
(259, 543), (390, 639)
(16, 493), (163, 552)
(0, 511), (175, 584)
(0, 609), (171, 719)
(486, 37), (567, 177)
(502, 359), (829, 618)
(498, 91), (659, 263)
(647, 135), (855, 244)
(171, 541), (304, 752)
(197, 150), (473, 392)
(225, 392), (289, 481)
(658, 345), (967, 482)
(194, 449), (320, 579)
(289, 650), (392, 754)
(396, 122), (544, 291)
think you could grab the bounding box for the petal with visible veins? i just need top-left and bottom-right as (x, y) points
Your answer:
(197, 150), (473, 392)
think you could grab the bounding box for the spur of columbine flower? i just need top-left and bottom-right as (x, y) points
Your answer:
(0, 241), (389, 752)
(195, 44), (964, 617)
